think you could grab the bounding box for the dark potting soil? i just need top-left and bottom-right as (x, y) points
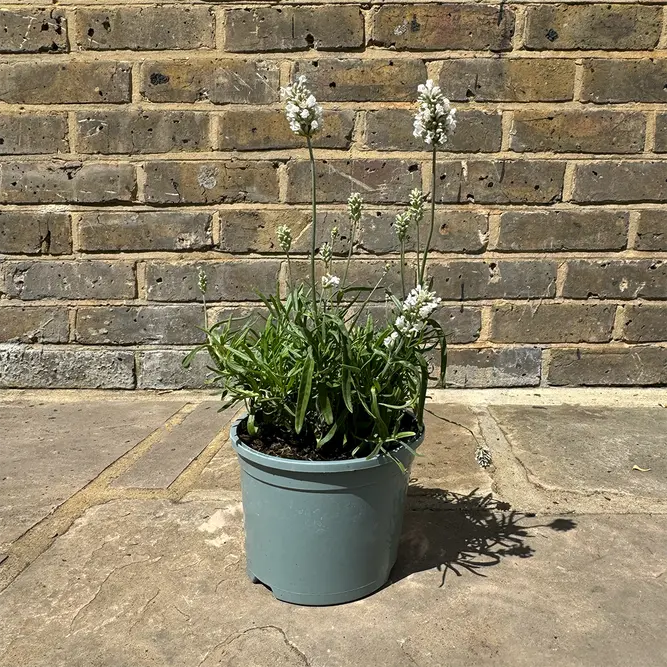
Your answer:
(237, 415), (420, 462)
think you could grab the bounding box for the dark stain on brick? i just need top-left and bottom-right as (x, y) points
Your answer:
(150, 72), (170, 85)
(546, 28), (559, 42)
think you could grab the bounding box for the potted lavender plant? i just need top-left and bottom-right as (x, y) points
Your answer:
(186, 78), (486, 605)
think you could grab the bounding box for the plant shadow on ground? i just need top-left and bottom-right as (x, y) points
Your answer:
(389, 487), (576, 587)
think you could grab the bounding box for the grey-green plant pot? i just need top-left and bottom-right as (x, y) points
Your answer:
(230, 416), (423, 606)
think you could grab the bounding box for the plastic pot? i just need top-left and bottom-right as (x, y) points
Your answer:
(230, 416), (423, 606)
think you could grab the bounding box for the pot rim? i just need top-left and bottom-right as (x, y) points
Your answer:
(229, 414), (424, 473)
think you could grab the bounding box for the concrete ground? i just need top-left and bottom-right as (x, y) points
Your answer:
(1, 388), (666, 667)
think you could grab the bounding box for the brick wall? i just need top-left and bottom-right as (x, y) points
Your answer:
(1, 1), (666, 389)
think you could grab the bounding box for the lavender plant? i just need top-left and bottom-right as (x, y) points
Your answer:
(186, 77), (470, 464)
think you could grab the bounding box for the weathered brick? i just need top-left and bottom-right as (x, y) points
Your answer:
(635, 211), (667, 251)
(510, 110), (645, 154)
(446, 347), (542, 388)
(218, 109), (354, 151)
(437, 59), (575, 102)
(364, 109), (501, 152)
(573, 162), (667, 204)
(372, 4), (514, 51)
(654, 114), (667, 153)
(144, 161), (279, 205)
(224, 6), (363, 52)
(78, 211), (212, 252)
(209, 305), (269, 332)
(138, 349), (211, 390)
(0, 307), (69, 343)
(285, 159), (421, 204)
(451, 160), (565, 205)
(581, 59), (667, 104)
(429, 260), (557, 300)
(293, 59), (427, 102)
(496, 210), (628, 252)
(563, 260), (667, 300)
(358, 209), (488, 254)
(0, 62), (131, 104)
(0, 211), (72, 255)
(0, 346), (135, 389)
(141, 60), (279, 104)
(548, 347), (667, 387)
(74, 7), (214, 50)
(623, 305), (667, 343)
(0, 161), (136, 204)
(524, 5), (661, 51)
(219, 209), (310, 253)
(0, 114), (68, 155)
(76, 110), (211, 154)
(5, 261), (135, 300)
(0, 8), (67, 53)
(76, 306), (205, 344)
(490, 303), (616, 343)
(145, 261), (281, 302)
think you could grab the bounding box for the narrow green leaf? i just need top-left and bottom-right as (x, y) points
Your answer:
(295, 352), (314, 434)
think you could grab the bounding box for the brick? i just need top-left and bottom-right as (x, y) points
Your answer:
(0, 114), (68, 155)
(0, 62), (131, 104)
(0, 211), (72, 255)
(490, 303), (616, 343)
(563, 260), (667, 300)
(138, 349), (211, 390)
(0, 346), (135, 389)
(144, 161), (279, 205)
(209, 305), (269, 332)
(74, 7), (214, 50)
(358, 209), (488, 254)
(219, 209), (310, 253)
(510, 110), (645, 154)
(285, 159), (421, 204)
(0, 307), (69, 343)
(496, 210), (628, 252)
(76, 306), (205, 344)
(145, 260), (281, 302)
(437, 59), (575, 102)
(453, 160), (565, 205)
(0, 8), (67, 53)
(573, 162), (667, 204)
(446, 347), (541, 388)
(623, 305), (667, 343)
(218, 109), (354, 151)
(141, 60), (279, 104)
(548, 347), (667, 387)
(76, 110), (211, 154)
(372, 4), (514, 51)
(78, 211), (212, 252)
(0, 161), (135, 204)
(224, 6), (363, 52)
(429, 260), (557, 300)
(293, 59), (427, 102)
(5, 261), (135, 300)
(635, 211), (667, 251)
(364, 109), (501, 152)
(524, 5), (661, 51)
(581, 59), (667, 104)
(654, 114), (667, 153)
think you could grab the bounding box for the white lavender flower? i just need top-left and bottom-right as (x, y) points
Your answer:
(408, 188), (425, 223)
(330, 226), (339, 241)
(280, 76), (323, 138)
(388, 284), (442, 343)
(348, 192), (363, 224)
(383, 330), (399, 348)
(394, 211), (411, 243)
(319, 242), (333, 265)
(197, 268), (208, 295)
(277, 225), (292, 253)
(321, 273), (340, 289)
(413, 80), (457, 147)
(475, 445), (492, 469)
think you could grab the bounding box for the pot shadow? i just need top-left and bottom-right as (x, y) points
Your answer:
(389, 486), (576, 587)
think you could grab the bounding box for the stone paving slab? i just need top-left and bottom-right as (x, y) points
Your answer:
(1, 497), (666, 667)
(490, 405), (667, 499)
(112, 403), (234, 489)
(0, 400), (184, 550)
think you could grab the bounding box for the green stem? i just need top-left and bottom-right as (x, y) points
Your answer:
(286, 253), (293, 290)
(420, 147), (437, 285)
(307, 136), (318, 309)
(342, 219), (355, 289)
(202, 293), (208, 329)
(399, 240), (406, 299)
(414, 207), (421, 288)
